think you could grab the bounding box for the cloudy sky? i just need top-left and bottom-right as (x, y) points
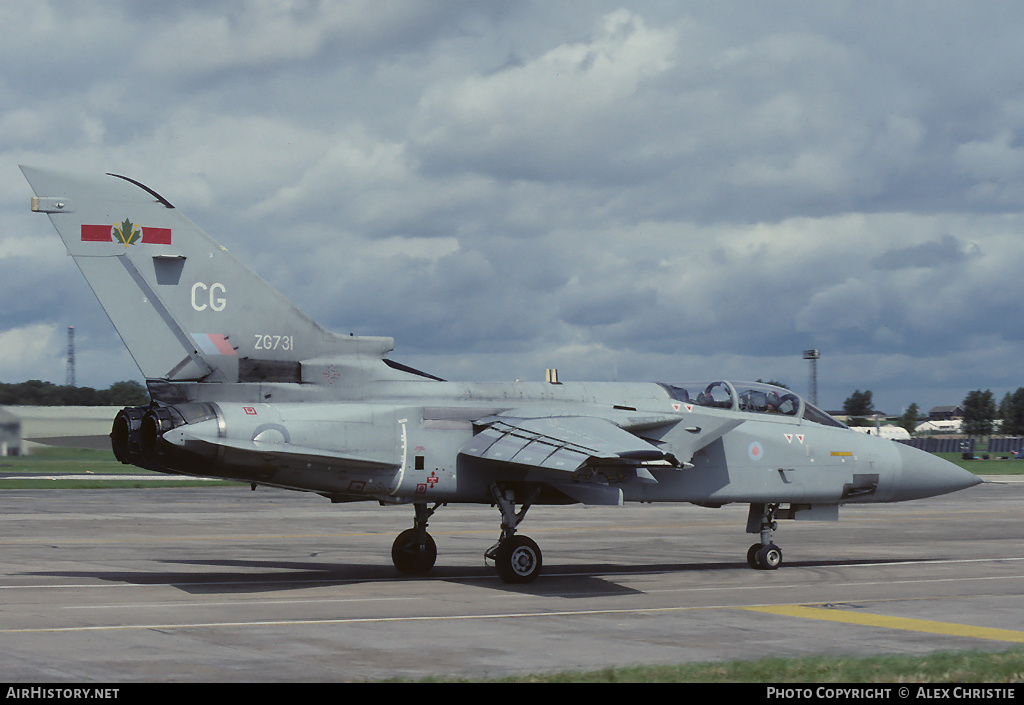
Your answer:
(2, 0), (1023, 414)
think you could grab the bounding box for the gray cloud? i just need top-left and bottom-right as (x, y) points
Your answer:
(872, 234), (980, 271)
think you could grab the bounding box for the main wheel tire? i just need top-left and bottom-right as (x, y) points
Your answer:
(391, 528), (437, 575)
(754, 543), (783, 570)
(494, 535), (542, 584)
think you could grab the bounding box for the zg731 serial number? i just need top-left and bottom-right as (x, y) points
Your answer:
(254, 335), (294, 351)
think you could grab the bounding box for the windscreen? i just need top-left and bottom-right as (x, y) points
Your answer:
(802, 401), (848, 428)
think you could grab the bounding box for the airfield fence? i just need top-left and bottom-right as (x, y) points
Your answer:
(895, 437), (976, 453)
(986, 437), (1024, 453)
(896, 436), (1024, 456)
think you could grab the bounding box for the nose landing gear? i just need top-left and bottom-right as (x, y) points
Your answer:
(746, 502), (783, 570)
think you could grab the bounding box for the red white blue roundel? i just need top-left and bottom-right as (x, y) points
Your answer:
(748, 441), (764, 461)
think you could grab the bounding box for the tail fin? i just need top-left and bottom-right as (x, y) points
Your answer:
(21, 166), (393, 383)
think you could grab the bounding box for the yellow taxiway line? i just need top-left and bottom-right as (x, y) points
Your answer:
(739, 604), (1024, 643)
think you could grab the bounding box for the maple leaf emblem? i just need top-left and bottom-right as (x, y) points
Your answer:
(112, 218), (142, 247)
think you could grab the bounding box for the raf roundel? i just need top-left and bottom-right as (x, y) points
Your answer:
(748, 441), (764, 461)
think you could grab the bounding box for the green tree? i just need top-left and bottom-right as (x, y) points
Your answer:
(962, 389), (996, 437)
(899, 403), (920, 435)
(63, 385), (99, 405)
(0, 379), (148, 406)
(843, 390), (874, 426)
(15, 380), (61, 405)
(102, 380), (149, 406)
(1000, 388), (1024, 436)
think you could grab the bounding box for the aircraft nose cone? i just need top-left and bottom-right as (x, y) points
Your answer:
(892, 442), (982, 501)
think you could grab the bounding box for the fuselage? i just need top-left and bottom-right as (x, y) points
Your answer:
(118, 378), (978, 510)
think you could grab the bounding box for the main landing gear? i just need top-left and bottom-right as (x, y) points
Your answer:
(391, 502), (439, 575)
(746, 502), (783, 570)
(389, 485), (544, 584)
(391, 496), (784, 578)
(484, 484), (542, 584)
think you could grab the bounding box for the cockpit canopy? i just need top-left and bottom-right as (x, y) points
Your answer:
(658, 381), (846, 428)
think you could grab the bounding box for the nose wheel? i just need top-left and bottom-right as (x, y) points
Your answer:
(746, 542), (783, 570)
(746, 502), (783, 570)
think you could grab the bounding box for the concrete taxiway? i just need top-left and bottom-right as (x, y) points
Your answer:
(0, 479), (1021, 681)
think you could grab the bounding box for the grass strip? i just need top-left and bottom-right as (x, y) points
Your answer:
(0, 447), (238, 488)
(405, 648), (1024, 683)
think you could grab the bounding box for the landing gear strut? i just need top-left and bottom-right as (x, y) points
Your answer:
(485, 484), (542, 583)
(746, 502), (783, 570)
(392, 502), (440, 575)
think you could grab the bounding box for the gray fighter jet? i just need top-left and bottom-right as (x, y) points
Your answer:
(21, 166), (982, 582)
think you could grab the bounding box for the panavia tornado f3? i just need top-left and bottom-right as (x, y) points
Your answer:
(21, 166), (982, 583)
